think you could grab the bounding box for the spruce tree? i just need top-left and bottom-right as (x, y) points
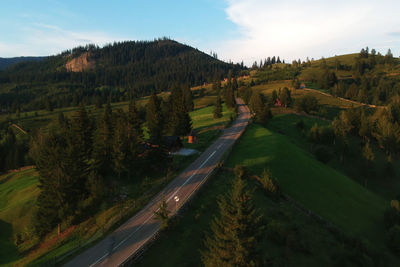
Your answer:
(202, 166), (262, 267)
(154, 196), (170, 229)
(225, 85), (236, 109)
(167, 87), (193, 137)
(183, 86), (194, 112)
(279, 87), (292, 107)
(146, 93), (164, 144)
(33, 131), (77, 236)
(128, 101), (143, 143)
(112, 110), (129, 178)
(92, 102), (114, 176)
(214, 95), (223, 119)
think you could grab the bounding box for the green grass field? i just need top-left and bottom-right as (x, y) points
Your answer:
(0, 168), (39, 266)
(227, 123), (388, 248)
(137, 169), (353, 267)
(190, 103), (233, 130)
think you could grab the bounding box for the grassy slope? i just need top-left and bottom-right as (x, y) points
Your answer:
(269, 113), (400, 200)
(137, 170), (345, 267)
(0, 169), (39, 265)
(227, 123), (388, 248)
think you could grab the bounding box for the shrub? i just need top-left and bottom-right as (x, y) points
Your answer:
(267, 220), (288, 245)
(384, 207), (400, 229)
(387, 225), (400, 254)
(260, 169), (280, 198)
(313, 146), (333, 163)
(295, 119), (305, 129)
(309, 124), (334, 145)
(295, 95), (319, 114)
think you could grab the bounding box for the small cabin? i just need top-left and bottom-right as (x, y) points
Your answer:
(300, 83), (306, 89)
(188, 130), (198, 144)
(164, 136), (183, 152)
(274, 98), (283, 107)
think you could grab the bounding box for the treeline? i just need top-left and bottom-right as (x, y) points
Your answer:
(306, 97), (400, 170)
(0, 38), (243, 113)
(251, 56), (301, 83)
(30, 86), (195, 236)
(0, 122), (30, 172)
(308, 47), (400, 105)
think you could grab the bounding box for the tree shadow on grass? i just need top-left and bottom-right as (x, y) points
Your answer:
(0, 219), (20, 265)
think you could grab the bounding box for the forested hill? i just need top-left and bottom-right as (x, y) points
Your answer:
(0, 38), (243, 112)
(0, 56), (46, 70)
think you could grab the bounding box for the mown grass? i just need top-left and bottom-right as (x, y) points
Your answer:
(227, 123), (388, 249)
(190, 103), (233, 130)
(269, 113), (400, 200)
(137, 168), (351, 267)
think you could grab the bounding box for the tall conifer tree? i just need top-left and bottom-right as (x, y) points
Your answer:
(202, 166), (262, 267)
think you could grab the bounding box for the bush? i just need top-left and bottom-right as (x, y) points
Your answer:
(295, 119), (305, 129)
(387, 225), (400, 254)
(384, 207), (400, 229)
(309, 124), (334, 145)
(260, 169), (280, 198)
(313, 146), (333, 163)
(267, 220), (288, 245)
(295, 95), (319, 114)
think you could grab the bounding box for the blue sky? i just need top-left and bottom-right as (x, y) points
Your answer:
(1, 0), (399, 64)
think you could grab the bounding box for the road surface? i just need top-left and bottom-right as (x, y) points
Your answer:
(65, 98), (250, 267)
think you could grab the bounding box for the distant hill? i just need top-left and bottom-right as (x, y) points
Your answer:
(0, 38), (243, 112)
(0, 56), (46, 70)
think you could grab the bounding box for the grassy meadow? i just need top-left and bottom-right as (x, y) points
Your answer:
(137, 170), (353, 267)
(0, 169), (39, 266)
(227, 123), (388, 248)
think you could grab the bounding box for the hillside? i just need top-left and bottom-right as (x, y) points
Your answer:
(0, 38), (243, 112)
(0, 56), (45, 70)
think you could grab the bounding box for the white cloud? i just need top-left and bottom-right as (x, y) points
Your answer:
(219, 0), (400, 65)
(0, 23), (126, 57)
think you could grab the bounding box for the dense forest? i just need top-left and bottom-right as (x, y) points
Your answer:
(31, 85), (197, 236)
(0, 38), (243, 113)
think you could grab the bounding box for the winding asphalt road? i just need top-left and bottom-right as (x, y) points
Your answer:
(65, 98), (250, 267)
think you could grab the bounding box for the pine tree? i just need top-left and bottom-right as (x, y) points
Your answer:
(167, 87), (193, 137)
(92, 102), (114, 176)
(279, 87), (292, 107)
(112, 110), (129, 178)
(183, 86), (194, 112)
(225, 85), (236, 109)
(126, 101), (143, 178)
(70, 104), (93, 159)
(146, 93), (164, 144)
(33, 131), (77, 236)
(154, 196), (170, 229)
(214, 95), (223, 119)
(127, 101), (143, 143)
(202, 166), (262, 267)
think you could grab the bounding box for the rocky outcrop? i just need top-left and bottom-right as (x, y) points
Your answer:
(65, 52), (95, 72)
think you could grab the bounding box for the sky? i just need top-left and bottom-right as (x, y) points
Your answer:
(1, 0), (399, 65)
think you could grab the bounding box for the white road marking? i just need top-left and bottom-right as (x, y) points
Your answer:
(167, 150), (216, 202)
(89, 149), (217, 266)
